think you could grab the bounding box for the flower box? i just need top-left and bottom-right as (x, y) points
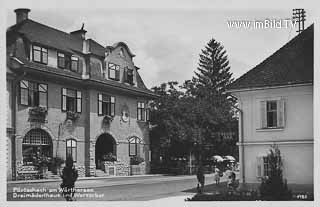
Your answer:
(28, 107), (47, 123)
(66, 111), (80, 121)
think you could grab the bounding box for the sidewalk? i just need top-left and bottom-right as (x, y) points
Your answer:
(9, 171), (239, 184)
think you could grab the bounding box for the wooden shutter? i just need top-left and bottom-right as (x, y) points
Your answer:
(116, 65), (120, 81)
(61, 88), (67, 111)
(260, 101), (267, 128)
(123, 67), (128, 83)
(20, 80), (29, 105)
(110, 96), (115, 116)
(76, 91), (82, 113)
(277, 99), (285, 128)
(98, 94), (102, 115)
(256, 156), (264, 178)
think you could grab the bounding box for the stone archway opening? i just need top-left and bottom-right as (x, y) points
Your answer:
(95, 133), (116, 169)
(22, 129), (53, 169)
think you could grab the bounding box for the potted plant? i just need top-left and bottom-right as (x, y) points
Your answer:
(28, 106), (48, 123)
(102, 152), (117, 162)
(103, 115), (114, 124)
(66, 111), (80, 121)
(37, 156), (51, 179)
(130, 156), (144, 175)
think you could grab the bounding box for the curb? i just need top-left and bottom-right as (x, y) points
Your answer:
(8, 173), (219, 185)
(7, 174), (166, 184)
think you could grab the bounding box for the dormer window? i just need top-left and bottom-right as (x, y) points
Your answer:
(57, 52), (65, 68)
(108, 63), (120, 81)
(71, 56), (79, 72)
(124, 67), (134, 85)
(32, 45), (48, 64)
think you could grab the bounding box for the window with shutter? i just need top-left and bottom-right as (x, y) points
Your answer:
(260, 99), (285, 129)
(97, 93), (116, 116)
(19, 80), (47, 108)
(61, 88), (81, 113)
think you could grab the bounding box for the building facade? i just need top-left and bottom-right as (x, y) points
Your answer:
(227, 25), (314, 187)
(7, 9), (156, 180)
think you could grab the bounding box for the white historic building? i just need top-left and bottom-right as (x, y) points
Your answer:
(227, 24), (313, 188)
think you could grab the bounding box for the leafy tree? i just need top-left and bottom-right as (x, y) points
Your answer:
(149, 38), (238, 170)
(259, 145), (292, 200)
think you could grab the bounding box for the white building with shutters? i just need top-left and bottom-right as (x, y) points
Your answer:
(227, 24), (314, 189)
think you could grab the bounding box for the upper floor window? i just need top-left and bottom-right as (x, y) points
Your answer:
(71, 56), (79, 72)
(19, 80), (47, 108)
(61, 88), (82, 113)
(260, 99), (285, 129)
(108, 63), (120, 81)
(32, 45), (48, 64)
(57, 52), (65, 68)
(137, 102), (145, 121)
(98, 93), (115, 116)
(124, 67), (134, 85)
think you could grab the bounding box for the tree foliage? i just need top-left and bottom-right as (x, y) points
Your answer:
(150, 38), (238, 161)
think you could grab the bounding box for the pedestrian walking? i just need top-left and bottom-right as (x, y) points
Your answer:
(227, 171), (238, 191)
(196, 166), (205, 193)
(60, 156), (78, 201)
(214, 168), (220, 185)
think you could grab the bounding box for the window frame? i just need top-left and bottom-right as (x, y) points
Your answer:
(129, 137), (140, 157)
(108, 62), (120, 81)
(124, 67), (134, 85)
(70, 56), (79, 72)
(61, 88), (82, 113)
(97, 93), (116, 116)
(19, 80), (48, 108)
(266, 100), (277, 128)
(57, 52), (66, 69)
(66, 139), (77, 162)
(137, 101), (146, 121)
(32, 45), (48, 64)
(259, 99), (285, 130)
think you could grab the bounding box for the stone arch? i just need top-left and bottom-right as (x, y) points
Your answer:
(95, 133), (117, 169)
(22, 128), (53, 168)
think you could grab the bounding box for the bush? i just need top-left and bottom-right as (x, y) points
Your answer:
(130, 156), (144, 165)
(259, 145), (292, 200)
(102, 152), (117, 162)
(186, 190), (259, 201)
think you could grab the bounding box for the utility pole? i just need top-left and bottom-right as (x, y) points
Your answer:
(292, 9), (306, 33)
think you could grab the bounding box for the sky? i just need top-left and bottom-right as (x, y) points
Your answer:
(6, 8), (316, 89)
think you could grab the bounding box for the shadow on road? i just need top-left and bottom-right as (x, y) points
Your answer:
(182, 181), (229, 193)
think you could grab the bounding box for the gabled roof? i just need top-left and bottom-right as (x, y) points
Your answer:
(228, 24), (313, 91)
(106, 42), (136, 57)
(7, 19), (104, 57)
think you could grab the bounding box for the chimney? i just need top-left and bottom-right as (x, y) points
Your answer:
(70, 23), (87, 40)
(14, 8), (30, 24)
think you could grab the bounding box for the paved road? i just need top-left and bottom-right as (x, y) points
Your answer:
(7, 173), (231, 201)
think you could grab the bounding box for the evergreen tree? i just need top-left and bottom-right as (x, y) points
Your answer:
(183, 38), (237, 149)
(259, 145), (292, 200)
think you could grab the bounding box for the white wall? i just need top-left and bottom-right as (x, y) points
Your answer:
(236, 85), (313, 143)
(234, 84), (313, 185)
(244, 143), (313, 184)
